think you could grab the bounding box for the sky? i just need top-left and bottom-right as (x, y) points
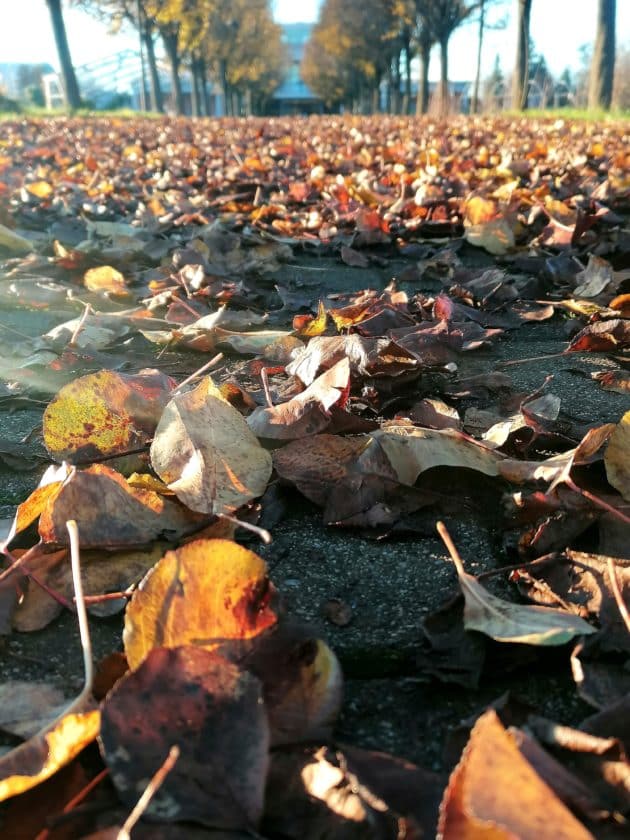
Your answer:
(0, 0), (627, 84)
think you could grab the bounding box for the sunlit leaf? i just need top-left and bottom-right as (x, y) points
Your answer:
(438, 710), (594, 839)
(123, 539), (278, 670)
(150, 376), (272, 515)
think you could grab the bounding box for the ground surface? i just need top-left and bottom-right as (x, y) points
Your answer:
(0, 114), (628, 836)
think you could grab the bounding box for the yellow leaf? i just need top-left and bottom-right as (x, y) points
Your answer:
(123, 538), (278, 670)
(0, 709), (100, 803)
(25, 181), (53, 199)
(83, 265), (128, 295)
(604, 410), (630, 501)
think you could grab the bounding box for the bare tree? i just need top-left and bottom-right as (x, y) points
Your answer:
(589, 0), (616, 110)
(471, 0), (506, 113)
(45, 0), (82, 108)
(422, 1), (478, 116)
(511, 0), (532, 109)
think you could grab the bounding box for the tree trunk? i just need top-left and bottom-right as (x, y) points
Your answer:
(589, 0), (616, 110)
(143, 23), (164, 113)
(511, 0), (532, 110)
(161, 28), (184, 115)
(472, 0), (486, 113)
(403, 32), (411, 114)
(190, 60), (200, 117)
(45, 0), (81, 109)
(198, 59), (210, 116)
(439, 37), (449, 116)
(415, 38), (431, 115)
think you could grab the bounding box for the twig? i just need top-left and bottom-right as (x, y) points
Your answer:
(436, 520), (466, 576)
(68, 303), (93, 348)
(118, 746), (180, 838)
(35, 768), (110, 840)
(260, 368), (274, 408)
(0, 542), (49, 583)
(80, 588), (134, 605)
(217, 512), (271, 545)
(173, 352), (224, 393)
(499, 352), (568, 367)
(28, 568), (75, 611)
(607, 557), (630, 635)
(65, 520), (94, 705)
(564, 477), (630, 525)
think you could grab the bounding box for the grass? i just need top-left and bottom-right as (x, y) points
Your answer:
(503, 106), (630, 121)
(1, 106), (629, 122)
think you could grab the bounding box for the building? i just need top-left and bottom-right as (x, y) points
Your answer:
(269, 23), (323, 115)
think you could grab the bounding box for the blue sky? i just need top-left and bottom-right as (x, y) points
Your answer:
(0, 0), (627, 82)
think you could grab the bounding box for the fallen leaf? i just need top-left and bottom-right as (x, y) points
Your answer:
(438, 710), (594, 839)
(43, 370), (175, 463)
(150, 376), (272, 515)
(123, 538), (277, 670)
(443, 526), (597, 645)
(99, 646), (269, 828)
(38, 464), (206, 548)
(604, 410), (630, 501)
(247, 358), (350, 440)
(0, 708), (100, 803)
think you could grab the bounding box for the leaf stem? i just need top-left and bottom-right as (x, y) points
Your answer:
(436, 520), (466, 576)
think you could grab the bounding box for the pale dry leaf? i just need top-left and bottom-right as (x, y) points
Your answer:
(151, 376), (272, 515)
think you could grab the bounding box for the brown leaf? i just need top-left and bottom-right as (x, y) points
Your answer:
(38, 464), (206, 548)
(99, 646), (269, 828)
(247, 358), (350, 439)
(438, 710), (594, 839)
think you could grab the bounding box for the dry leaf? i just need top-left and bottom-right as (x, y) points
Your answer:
(150, 375), (272, 515)
(123, 538), (277, 670)
(438, 710), (594, 839)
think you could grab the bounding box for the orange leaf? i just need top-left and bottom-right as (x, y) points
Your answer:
(438, 710), (594, 839)
(83, 265), (128, 295)
(123, 539), (278, 670)
(0, 709), (100, 803)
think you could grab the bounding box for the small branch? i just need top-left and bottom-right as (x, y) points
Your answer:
(35, 768), (110, 840)
(119, 746), (180, 838)
(499, 352), (567, 367)
(68, 303), (93, 348)
(260, 368), (273, 409)
(79, 588), (134, 605)
(436, 520), (466, 576)
(607, 557), (630, 635)
(217, 512), (271, 545)
(173, 352), (224, 393)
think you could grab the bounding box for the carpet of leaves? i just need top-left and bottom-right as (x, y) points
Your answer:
(0, 114), (628, 838)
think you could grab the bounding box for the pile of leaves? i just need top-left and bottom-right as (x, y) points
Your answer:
(0, 114), (628, 837)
